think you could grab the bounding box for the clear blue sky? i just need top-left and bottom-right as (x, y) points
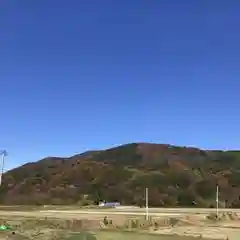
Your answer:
(1, 0), (240, 170)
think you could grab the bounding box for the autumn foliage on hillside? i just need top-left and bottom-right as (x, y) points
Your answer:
(1, 143), (240, 207)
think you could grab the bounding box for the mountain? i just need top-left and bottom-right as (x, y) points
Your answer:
(1, 143), (240, 207)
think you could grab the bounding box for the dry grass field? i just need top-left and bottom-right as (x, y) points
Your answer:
(0, 207), (239, 239)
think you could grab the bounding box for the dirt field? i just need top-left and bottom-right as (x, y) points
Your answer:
(0, 207), (239, 239)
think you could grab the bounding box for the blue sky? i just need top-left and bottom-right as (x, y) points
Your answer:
(1, 0), (240, 170)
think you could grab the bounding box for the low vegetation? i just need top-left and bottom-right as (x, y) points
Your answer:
(0, 215), (221, 240)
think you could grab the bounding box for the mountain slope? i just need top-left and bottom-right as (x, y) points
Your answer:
(1, 143), (240, 207)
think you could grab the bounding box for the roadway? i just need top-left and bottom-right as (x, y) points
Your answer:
(0, 207), (237, 219)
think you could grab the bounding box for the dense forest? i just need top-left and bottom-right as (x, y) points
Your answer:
(1, 143), (240, 207)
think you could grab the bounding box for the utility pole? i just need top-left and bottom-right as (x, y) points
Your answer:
(145, 188), (149, 221)
(0, 150), (7, 186)
(216, 185), (219, 218)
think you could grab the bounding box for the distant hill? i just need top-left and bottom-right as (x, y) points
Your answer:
(1, 143), (240, 207)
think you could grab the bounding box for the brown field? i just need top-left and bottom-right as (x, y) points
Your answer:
(0, 207), (239, 239)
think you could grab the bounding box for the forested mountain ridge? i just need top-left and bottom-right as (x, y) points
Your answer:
(1, 143), (240, 207)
